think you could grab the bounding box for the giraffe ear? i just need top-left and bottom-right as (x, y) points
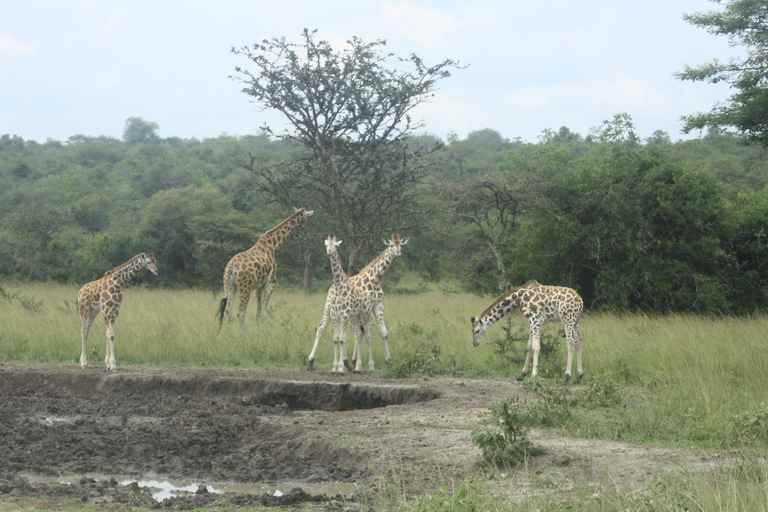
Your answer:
(305, 210), (314, 217)
(335, 239), (343, 248)
(382, 237), (390, 246)
(470, 316), (478, 323)
(401, 237), (409, 245)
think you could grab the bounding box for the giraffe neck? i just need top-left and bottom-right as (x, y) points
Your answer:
(256, 210), (304, 252)
(108, 256), (144, 286)
(480, 288), (523, 327)
(358, 246), (395, 285)
(329, 249), (350, 290)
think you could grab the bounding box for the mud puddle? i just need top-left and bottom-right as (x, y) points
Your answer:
(22, 474), (357, 501)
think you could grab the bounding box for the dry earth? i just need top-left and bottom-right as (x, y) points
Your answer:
(0, 363), (722, 510)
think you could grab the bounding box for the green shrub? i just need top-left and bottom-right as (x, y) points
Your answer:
(471, 398), (542, 467)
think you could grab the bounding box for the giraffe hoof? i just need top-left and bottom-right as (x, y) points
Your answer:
(564, 373), (571, 384)
(307, 360), (315, 371)
(516, 373), (526, 382)
(343, 360), (353, 372)
(576, 373), (583, 384)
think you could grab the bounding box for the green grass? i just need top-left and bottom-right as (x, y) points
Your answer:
(4, 281), (768, 510)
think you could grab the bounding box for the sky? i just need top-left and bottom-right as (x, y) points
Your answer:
(0, 0), (739, 145)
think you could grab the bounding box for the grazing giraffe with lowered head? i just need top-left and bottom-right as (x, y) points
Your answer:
(471, 280), (584, 383)
(217, 208), (312, 330)
(310, 235), (372, 373)
(307, 235), (409, 372)
(78, 252), (158, 371)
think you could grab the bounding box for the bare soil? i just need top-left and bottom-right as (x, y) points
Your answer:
(0, 363), (720, 510)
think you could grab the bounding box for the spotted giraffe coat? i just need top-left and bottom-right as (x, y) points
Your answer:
(471, 280), (584, 383)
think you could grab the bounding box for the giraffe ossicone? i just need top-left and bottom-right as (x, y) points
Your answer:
(471, 280), (584, 383)
(216, 208), (313, 331)
(308, 234), (409, 372)
(78, 252), (158, 371)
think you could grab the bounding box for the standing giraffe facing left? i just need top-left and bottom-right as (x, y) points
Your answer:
(217, 208), (313, 330)
(78, 252), (158, 371)
(471, 280), (584, 383)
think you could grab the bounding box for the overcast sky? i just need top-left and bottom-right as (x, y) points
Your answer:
(1, 0), (738, 144)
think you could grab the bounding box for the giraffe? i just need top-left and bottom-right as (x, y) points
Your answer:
(307, 235), (372, 373)
(470, 280), (584, 383)
(307, 235), (409, 372)
(216, 208), (313, 330)
(78, 252), (158, 371)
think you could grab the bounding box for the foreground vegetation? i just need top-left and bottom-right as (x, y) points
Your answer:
(2, 282), (768, 510)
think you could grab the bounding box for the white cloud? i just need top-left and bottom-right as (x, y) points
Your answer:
(378, 2), (459, 48)
(0, 35), (36, 57)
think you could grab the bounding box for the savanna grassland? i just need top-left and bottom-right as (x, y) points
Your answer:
(2, 281), (768, 511)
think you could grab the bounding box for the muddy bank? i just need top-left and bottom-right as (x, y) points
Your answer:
(0, 363), (721, 510)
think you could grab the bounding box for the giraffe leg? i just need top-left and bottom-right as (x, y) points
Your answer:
(308, 304), (332, 371)
(530, 325), (541, 378)
(104, 316), (117, 371)
(222, 267), (237, 328)
(236, 287), (252, 333)
(365, 322), (374, 371)
(564, 325), (575, 384)
(353, 322), (364, 373)
(224, 288), (236, 328)
(257, 280), (276, 325)
(517, 323), (535, 381)
(79, 307), (97, 368)
(373, 300), (391, 365)
(574, 324), (584, 383)
(333, 318), (349, 373)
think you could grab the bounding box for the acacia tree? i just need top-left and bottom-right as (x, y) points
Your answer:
(231, 29), (459, 270)
(675, 0), (768, 146)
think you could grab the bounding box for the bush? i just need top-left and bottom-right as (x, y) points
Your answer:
(471, 398), (542, 467)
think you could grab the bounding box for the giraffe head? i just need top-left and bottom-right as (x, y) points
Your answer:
(382, 234), (410, 257)
(470, 316), (489, 347)
(293, 207), (314, 220)
(141, 252), (159, 275)
(324, 235), (342, 255)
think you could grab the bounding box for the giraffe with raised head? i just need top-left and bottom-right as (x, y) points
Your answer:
(216, 208), (313, 330)
(308, 235), (372, 373)
(471, 280), (584, 383)
(78, 252), (158, 371)
(307, 235), (409, 372)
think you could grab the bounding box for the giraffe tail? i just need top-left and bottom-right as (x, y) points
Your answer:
(216, 297), (228, 329)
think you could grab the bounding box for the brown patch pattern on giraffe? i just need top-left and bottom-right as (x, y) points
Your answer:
(78, 252), (158, 371)
(307, 235), (409, 372)
(216, 208), (312, 331)
(471, 280), (584, 383)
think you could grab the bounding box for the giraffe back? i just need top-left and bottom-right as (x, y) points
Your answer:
(517, 281), (583, 325)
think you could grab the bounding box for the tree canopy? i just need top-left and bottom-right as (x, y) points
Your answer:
(675, 0), (768, 146)
(231, 29), (460, 270)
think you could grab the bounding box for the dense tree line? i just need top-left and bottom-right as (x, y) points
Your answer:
(1, 115), (768, 314)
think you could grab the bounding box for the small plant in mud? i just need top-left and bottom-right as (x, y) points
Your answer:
(471, 397), (542, 467)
